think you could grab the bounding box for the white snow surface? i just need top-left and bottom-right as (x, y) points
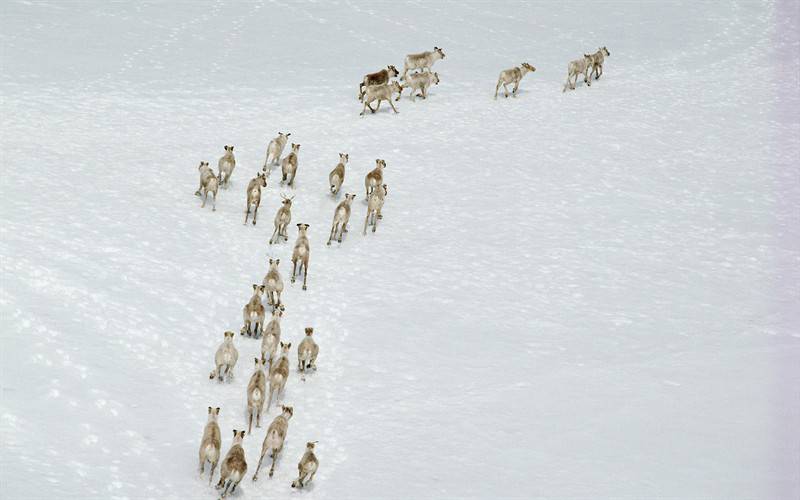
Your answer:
(1, 1), (799, 499)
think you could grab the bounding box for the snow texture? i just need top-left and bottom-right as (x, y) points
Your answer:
(1, 1), (799, 499)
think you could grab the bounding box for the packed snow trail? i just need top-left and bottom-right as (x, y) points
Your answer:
(1, 1), (798, 499)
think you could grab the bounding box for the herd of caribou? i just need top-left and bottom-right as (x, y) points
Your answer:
(194, 133), (388, 499)
(354, 45), (612, 116)
(193, 44), (610, 498)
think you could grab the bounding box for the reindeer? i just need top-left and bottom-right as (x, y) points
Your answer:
(494, 63), (536, 99)
(264, 132), (291, 170)
(246, 356), (268, 434)
(241, 285), (266, 337)
(269, 194), (294, 245)
(267, 342), (291, 411)
(281, 143), (301, 187)
(195, 161), (220, 211)
(563, 54), (593, 92)
(329, 153), (348, 195)
(589, 46), (610, 80)
(291, 442), (319, 489)
(399, 71), (439, 101)
(244, 172), (268, 225)
(210, 331), (239, 382)
(291, 223), (311, 290)
(261, 304), (285, 363)
(218, 145), (236, 187)
(196, 161), (214, 196)
(198, 406), (221, 484)
(297, 327), (319, 373)
(216, 430), (247, 498)
(360, 82), (402, 115)
(358, 65), (399, 100)
(401, 46), (446, 80)
(327, 193), (356, 245)
(252, 405), (294, 481)
(363, 183), (387, 235)
(262, 258), (284, 307)
(364, 159), (386, 198)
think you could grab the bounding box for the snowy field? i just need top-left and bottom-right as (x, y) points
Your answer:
(1, 1), (799, 499)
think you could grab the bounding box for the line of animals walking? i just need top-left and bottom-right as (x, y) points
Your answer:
(354, 45), (611, 116)
(193, 44), (609, 498)
(194, 140), (387, 499)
